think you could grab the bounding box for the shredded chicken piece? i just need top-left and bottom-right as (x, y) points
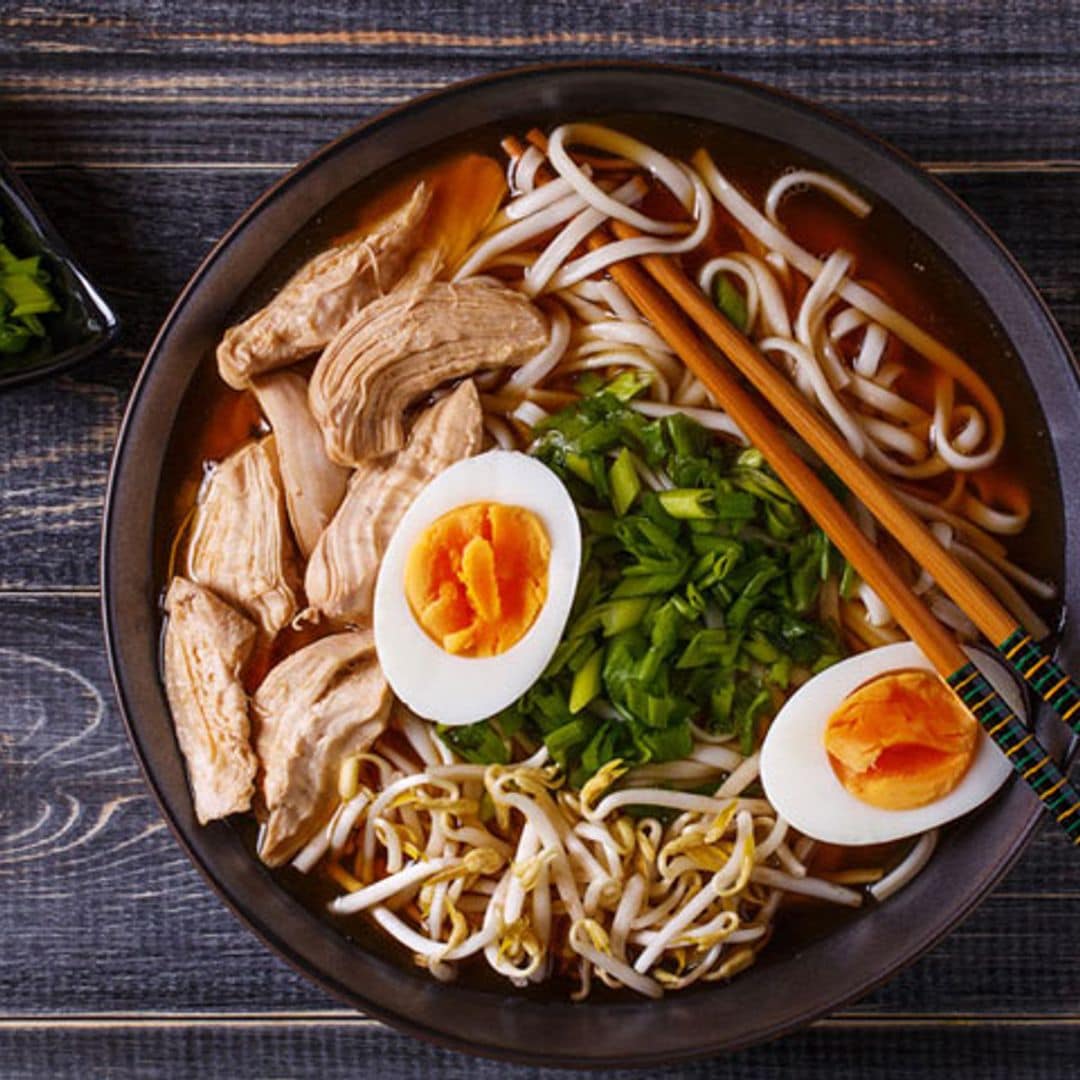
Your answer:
(304, 379), (484, 625)
(217, 182), (430, 388)
(253, 371), (349, 558)
(163, 576), (258, 824)
(254, 630), (392, 866)
(309, 277), (546, 465)
(185, 437), (301, 637)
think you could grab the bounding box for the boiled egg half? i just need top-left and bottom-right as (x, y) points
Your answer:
(374, 450), (581, 726)
(760, 642), (1024, 846)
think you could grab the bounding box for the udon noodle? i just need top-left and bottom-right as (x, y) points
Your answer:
(280, 123), (1050, 996)
(465, 125), (1047, 638)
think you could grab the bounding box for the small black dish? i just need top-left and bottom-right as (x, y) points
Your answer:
(0, 151), (119, 390)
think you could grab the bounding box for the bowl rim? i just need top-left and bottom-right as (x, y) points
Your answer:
(101, 60), (1080, 1066)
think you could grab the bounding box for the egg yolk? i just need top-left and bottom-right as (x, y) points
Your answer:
(404, 502), (550, 658)
(824, 670), (978, 811)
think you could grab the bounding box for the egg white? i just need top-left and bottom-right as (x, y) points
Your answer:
(759, 642), (1025, 846)
(373, 450), (581, 727)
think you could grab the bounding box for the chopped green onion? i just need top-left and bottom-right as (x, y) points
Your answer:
(544, 717), (594, 766)
(0, 219), (61, 361)
(713, 273), (749, 331)
(666, 412), (709, 458)
(569, 647), (604, 714)
(493, 707), (525, 739)
(19, 313), (45, 336)
(506, 391), (844, 781)
(578, 721), (620, 780)
(543, 635), (594, 679)
(579, 507), (615, 537)
(605, 370), (652, 402)
(634, 720), (693, 762)
(0, 322), (33, 355)
(435, 720), (509, 765)
(611, 568), (688, 597)
(743, 634), (781, 664)
(608, 447), (641, 516)
(658, 488), (714, 519)
(734, 684), (772, 754)
(601, 597), (652, 636)
(0, 272), (56, 317)
(713, 491), (758, 519)
(677, 628), (739, 670)
(840, 560), (860, 599)
(574, 371), (604, 396)
(769, 654), (793, 689)
(812, 652), (842, 675)
(564, 451), (593, 484)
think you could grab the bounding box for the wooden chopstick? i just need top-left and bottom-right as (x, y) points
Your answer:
(610, 219), (1080, 743)
(503, 133), (1080, 839)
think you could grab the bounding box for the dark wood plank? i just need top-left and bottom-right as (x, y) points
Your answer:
(0, 168), (1076, 591)
(1, 2), (1079, 165)
(1, 1018), (1078, 1079)
(0, 595), (1076, 1020)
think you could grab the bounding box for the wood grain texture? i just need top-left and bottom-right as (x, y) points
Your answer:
(3, 1021), (1080, 1080)
(1, 2), (1080, 165)
(1, 1), (1078, 1073)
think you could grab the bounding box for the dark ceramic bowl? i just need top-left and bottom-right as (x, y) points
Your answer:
(0, 151), (119, 389)
(102, 64), (1080, 1066)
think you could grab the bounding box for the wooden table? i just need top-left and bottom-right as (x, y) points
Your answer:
(1, 3), (1077, 1076)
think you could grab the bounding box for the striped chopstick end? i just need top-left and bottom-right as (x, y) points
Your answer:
(999, 629), (1080, 730)
(947, 662), (1080, 844)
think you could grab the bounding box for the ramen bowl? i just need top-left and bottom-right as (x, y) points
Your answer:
(102, 63), (1080, 1065)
